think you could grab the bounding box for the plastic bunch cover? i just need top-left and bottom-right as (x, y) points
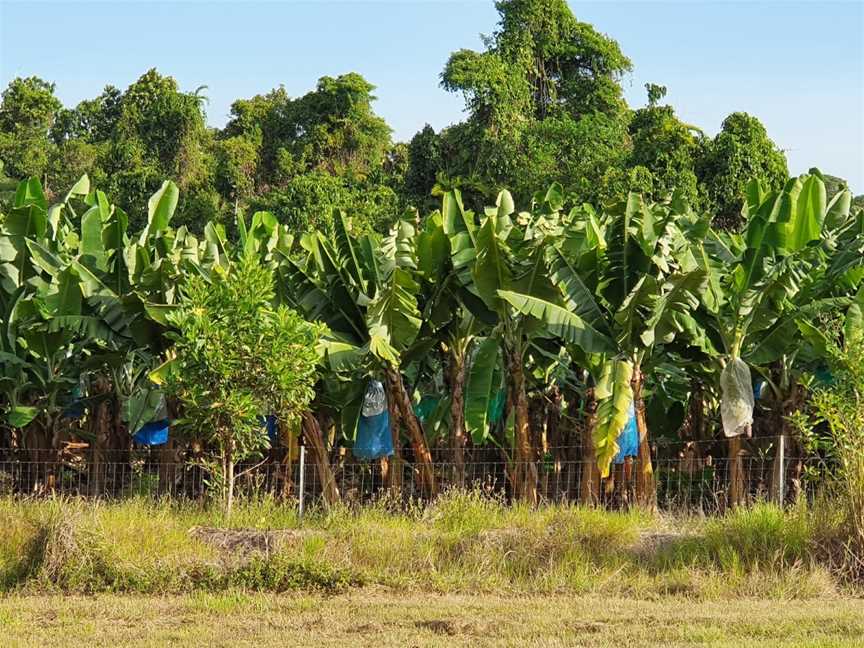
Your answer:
(613, 402), (639, 464)
(133, 420), (169, 446)
(260, 414), (278, 443)
(721, 358), (754, 438)
(354, 410), (393, 460)
(354, 379), (394, 460)
(361, 379), (387, 417)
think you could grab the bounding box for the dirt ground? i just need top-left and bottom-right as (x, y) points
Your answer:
(2, 590), (863, 647)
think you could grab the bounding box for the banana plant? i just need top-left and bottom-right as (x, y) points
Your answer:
(687, 174), (861, 436)
(275, 210), (438, 496)
(686, 172), (864, 503)
(437, 184), (586, 504)
(499, 191), (708, 507)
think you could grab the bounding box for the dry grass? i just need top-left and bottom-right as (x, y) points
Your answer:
(0, 493), (855, 598)
(1, 590), (863, 647)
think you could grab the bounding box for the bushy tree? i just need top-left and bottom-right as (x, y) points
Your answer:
(0, 77), (62, 181)
(50, 86), (122, 144)
(250, 171), (401, 235)
(404, 125), (443, 210)
(435, 0), (632, 205)
(625, 84), (706, 206)
(697, 112), (788, 227)
(164, 252), (322, 513)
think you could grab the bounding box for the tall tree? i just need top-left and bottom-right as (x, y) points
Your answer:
(433, 0), (632, 205)
(697, 112), (788, 228)
(0, 77), (62, 182)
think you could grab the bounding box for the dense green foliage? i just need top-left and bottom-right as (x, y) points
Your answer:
(0, 0), (860, 515)
(0, 165), (859, 508)
(162, 251), (321, 512)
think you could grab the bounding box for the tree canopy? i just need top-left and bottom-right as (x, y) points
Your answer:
(1, 0), (854, 235)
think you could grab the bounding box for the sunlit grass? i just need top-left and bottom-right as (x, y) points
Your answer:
(0, 492), (854, 598)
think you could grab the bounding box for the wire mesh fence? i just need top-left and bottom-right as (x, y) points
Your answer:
(0, 435), (834, 514)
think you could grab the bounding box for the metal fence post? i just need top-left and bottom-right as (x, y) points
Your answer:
(778, 434), (785, 508)
(298, 445), (306, 519)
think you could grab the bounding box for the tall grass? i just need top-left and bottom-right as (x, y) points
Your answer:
(0, 492), (849, 597)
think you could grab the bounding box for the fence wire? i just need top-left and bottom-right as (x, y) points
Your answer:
(0, 436), (833, 514)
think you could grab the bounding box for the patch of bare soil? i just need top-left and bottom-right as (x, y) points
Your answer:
(629, 530), (692, 559)
(188, 526), (311, 555)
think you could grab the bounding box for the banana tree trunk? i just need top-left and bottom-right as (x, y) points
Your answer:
(545, 386), (563, 500)
(579, 386), (600, 506)
(157, 439), (179, 497)
(89, 396), (111, 497)
(508, 350), (538, 506)
(301, 411), (340, 508)
(385, 389), (402, 493)
(447, 348), (467, 487)
(384, 366), (436, 497)
(769, 382), (803, 505)
(632, 368), (657, 511)
(88, 379), (115, 497)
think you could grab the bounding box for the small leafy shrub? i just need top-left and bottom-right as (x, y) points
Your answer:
(164, 251), (322, 514)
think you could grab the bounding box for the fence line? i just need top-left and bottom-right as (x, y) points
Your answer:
(0, 441), (833, 514)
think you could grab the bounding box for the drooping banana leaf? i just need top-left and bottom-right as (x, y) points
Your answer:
(593, 358), (633, 478)
(464, 335), (500, 444)
(497, 290), (615, 354)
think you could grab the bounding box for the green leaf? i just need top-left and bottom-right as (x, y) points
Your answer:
(13, 178), (47, 211)
(826, 189), (852, 230)
(24, 239), (63, 276)
(547, 246), (609, 334)
(46, 266), (82, 316)
(845, 303), (863, 346)
(333, 210), (367, 292)
(63, 174), (90, 204)
(497, 290), (616, 354)
(417, 216), (448, 279)
(640, 270), (706, 347)
(787, 175), (826, 250)
(80, 205), (107, 271)
(317, 337), (367, 373)
(7, 405), (39, 428)
(796, 320), (828, 358)
(464, 336), (500, 443)
(149, 357), (178, 386)
(744, 318), (797, 365)
(472, 217), (510, 311)
(366, 267), (421, 357)
(140, 180), (179, 243)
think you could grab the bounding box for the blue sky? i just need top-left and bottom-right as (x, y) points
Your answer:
(1, 1), (862, 191)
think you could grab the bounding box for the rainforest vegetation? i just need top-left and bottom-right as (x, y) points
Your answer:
(0, 0), (861, 533)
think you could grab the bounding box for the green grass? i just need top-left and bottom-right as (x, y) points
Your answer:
(0, 492), (854, 598)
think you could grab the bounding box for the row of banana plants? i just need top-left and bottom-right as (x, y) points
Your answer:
(0, 170), (861, 506)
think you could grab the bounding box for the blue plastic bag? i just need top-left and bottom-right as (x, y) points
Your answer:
(133, 419), (169, 446)
(753, 379), (767, 401)
(613, 403), (639, 464)
(260, 415), (278, 444)
(354, 410), (393, 460)
(62, 382), (85, 419)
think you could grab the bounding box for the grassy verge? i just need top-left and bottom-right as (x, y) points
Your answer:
(2, 591), (863, 647)
(0, 492), (855, 598)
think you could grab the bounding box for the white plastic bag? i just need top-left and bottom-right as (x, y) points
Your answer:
(720, 358), (754, 437)
(361, 379), (387, 417)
